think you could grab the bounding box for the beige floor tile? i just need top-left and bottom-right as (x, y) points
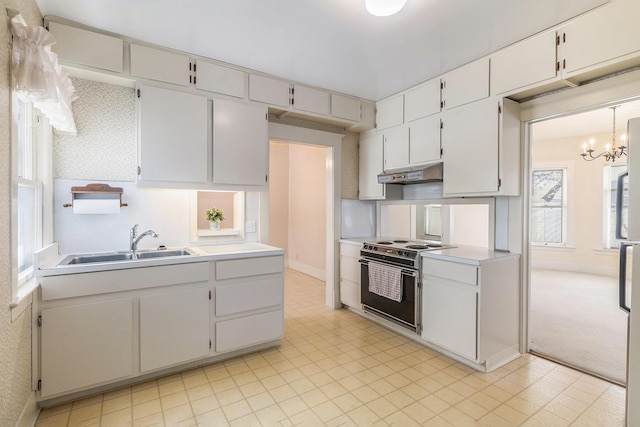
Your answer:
(254, 404), (289, 425)
(68, 403), (102, 423)
(221, 400), (252, 421)
(269, 384), (297, 403)
(132, 411), (165, 427)
(347, 405), (382, 425)
(160, 390), (189, 410)
(132, 386), (160, 406)
(299, 388), (329, 407)
(190, 395), (220, 416)
(38, 403), (72, 419)
(102, 394), (132, 414)
(132, 399), (162, 420)
(158, 379), (185, 397)
(216, 388), (244, 406)
(103, 386), (132, 401)
(35, 412), (70, 427)
(100, 407), (133, 426)
(195, 408), (229, 427)
(279, 395), (309, 417)
(367, 396), (397, 418)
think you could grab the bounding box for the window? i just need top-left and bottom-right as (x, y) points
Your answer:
(416, 204), (442, 241)
(12, 93), (47, 306)
(531, 168), (567, 245)
(605, 164), (627, 249)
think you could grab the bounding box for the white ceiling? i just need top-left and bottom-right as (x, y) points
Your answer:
(35, 0), (609, 101)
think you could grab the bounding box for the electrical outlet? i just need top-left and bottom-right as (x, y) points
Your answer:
(245, 220), (256, 233)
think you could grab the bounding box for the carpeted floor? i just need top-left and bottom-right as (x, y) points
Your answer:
(530, 269), (629, 384)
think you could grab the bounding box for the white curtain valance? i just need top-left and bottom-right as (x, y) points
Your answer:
(11, 14), (77, 135)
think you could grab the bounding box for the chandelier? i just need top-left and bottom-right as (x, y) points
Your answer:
(580, 105), (627, 162)
(365, 0), (407, 16)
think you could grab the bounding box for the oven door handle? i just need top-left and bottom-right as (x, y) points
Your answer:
(359, 259), (418, 277)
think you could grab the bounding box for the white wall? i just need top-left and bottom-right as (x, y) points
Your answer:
(268, 142), (290, 258)
(531, 131), (619, 276)
(448, 204), (490, 248)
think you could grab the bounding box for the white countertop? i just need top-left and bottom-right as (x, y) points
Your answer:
(37, 243), (285, 277)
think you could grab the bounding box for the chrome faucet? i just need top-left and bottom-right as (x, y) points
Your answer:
(130, 224), (159, 252)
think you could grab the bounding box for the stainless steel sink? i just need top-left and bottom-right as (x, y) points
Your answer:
(57, 248), (195, 266)
(136, 249), (194, 259)
(61, 252), (136, 265)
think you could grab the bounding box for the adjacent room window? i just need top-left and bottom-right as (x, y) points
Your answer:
(416, 204), (442, 241)
(531, 168), (567, 245)
(13, 94), (44, 297)
(605, 164), (628, 249)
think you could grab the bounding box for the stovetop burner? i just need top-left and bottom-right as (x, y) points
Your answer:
(393, 240), (409, 243)
(376, 241), (393, 245)
(406, 244), (429, 249)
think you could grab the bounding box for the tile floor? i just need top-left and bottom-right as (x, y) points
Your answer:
(36, 269), (626, 426)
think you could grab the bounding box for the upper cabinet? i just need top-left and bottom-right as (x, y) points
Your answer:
(441, 97), (520, 197)
(48, 21), (124, 73)
(249, 74), (291, 108)
(409, 115), (441, 167)
(559, 0), (640, 80)
(292, 85), (330, 115)
(359, 134), (385, 200)
(404, 79), (440, 122)
(383, 126), (410, 171)
(212, 99), (268, 186)
(130, 44), (192, 87)
(490, 30), (558, 96)
(441, 58), (489, 110)
(137, 85), (209, 186)
(376, 95), (404, 130)
(332, 94), (362, 122)
(195, 60), (246, 98)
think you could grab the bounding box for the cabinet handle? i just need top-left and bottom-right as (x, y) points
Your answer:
(563, 32), (566, 43)
(556, 61), (560, 72)
(563, 59), (566, 70)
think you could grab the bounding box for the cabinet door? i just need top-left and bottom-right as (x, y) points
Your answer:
(138, 85), (208, 185)
(422, 279), (477, 360)
(359, 134), (385, 200)
(249, 74), (291, 108)
(195, 60), (245, 98)
(213, 99), (268, 186)
(216, 310), (284, 352)
(332, 94), (361, 122)
(560, 0), (640, 76)
(383, 126), (410, 171)
(293, 85), (330, 115)
(131, 44), (191, 86)
(48, 21), (123, 73)
(140, 288), (210, 373)
(404, 79), (440, 122)
(216, 277), (284, 316)
(442, 98), (499, 196)
(40, 298), (133, 397)
(376, 95), (404, 130)
(409, 115), (441, 166)
(491, 30), (558, 95)
(442, 58), (489, 110)
(339, 244), (362, 309)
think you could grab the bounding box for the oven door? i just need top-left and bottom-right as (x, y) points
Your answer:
(360, 259), (418, 330)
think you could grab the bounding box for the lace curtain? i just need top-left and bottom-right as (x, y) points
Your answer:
(10, 14), (77, 135)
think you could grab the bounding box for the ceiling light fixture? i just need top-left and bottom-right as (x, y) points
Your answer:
(365, 0), (408, 16)
(580, 105), (627, 162)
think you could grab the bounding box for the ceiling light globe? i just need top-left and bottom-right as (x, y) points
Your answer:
(365, 0), (408, 16)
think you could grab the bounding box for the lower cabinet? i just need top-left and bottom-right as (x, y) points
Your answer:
(339, 243), (362, 310)
(40, 298), (133, 398)
(216, 310), (284, 353)
(140, 287), (210, 373)
(421, 255), (520, 368)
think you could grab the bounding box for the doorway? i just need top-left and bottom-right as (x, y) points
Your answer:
(527, 100), (640, 384)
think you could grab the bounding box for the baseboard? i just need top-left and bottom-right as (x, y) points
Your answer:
(531, 261), (617, 277)
(16, 391), (39, 427)
(287, 260), (325, 281)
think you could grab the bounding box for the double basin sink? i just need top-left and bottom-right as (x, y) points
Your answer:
(58, 248), (195, 266)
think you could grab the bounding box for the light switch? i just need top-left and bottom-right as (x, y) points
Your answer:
(245, 220), (256, 233)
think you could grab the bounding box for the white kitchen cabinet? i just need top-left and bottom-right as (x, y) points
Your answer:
(339, 243), (362, 311)
(441, 58), (489, 110)
(359, 134), (385, 200)
(140, 287), (210, 373)
(216, 310), (284, 353)
(40, 298), (133, 398)
(376, 95), (404, 130)
(441, 97), (520, 197)
(195, 60), (246, 98)
(137, 85), (208, 186)
(215, 276), (283, 316)
(404, 79), (441, 122)
(490, 30), (558, 96)
(383, 126), (410, 171)
(213, 99), (268, 186)
(409, 115), (441, 166)
(249, 74), (291, 108)
(48, 21), (124, 73)
(332, 94), (362, 122)
(421, 254), (520, 368)
(293, 84), (331, 115)
(559, 0), (640, 80)
(130, 44), (192, 87)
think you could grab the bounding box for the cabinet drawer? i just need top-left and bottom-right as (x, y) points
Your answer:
(422, 258), (477, 285)
(216, 256), (283, 280)
(340, 243), (361, 258)
(216, 277), (283, 316)
(216, 310), (284, 352)
(340, 257), (360, 283)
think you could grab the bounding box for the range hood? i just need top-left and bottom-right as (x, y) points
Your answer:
(377, 162), (443, 185)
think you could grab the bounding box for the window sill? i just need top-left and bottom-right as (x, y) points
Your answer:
(10, 278), (38, 322)
(531, 244), (575, 252)
(197, 228), (241, 238)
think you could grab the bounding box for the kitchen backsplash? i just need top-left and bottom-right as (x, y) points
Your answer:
(54, 179), (261, 254)
(54, 77), (137, 181)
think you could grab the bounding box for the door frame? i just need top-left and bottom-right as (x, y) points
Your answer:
(518, 68), (640, 353)
(264, 123), (344, 309)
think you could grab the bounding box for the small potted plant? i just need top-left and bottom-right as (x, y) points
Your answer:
(205, 207), (225, 230)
